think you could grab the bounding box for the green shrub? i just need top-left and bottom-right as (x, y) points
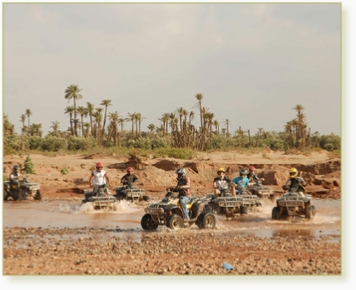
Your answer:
(41, 136), (67, 151)
(324, 143), (334, 151)
(67, 136), (97, 151)
(154, 148), (197, 159)
(23, 156), (35, 174)
(28, 136), (43, 150)
(61, 167), (69, 175)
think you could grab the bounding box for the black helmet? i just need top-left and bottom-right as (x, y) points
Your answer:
(13, 165), (19, 170)
(240, 168), (248, 176)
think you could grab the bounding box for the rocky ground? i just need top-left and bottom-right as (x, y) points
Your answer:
(2, 150), (342, 278)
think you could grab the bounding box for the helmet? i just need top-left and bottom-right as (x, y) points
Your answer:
(96, 162), (103, 168)
(13, 165), (19, 170)
(289, 168), (298, 178)
(175, 168), (187, 177)
(217, 167), (225, 173)
(127, 167), (134, 173)
(249, 166), (256, 171)
(240, 168), (248, 176)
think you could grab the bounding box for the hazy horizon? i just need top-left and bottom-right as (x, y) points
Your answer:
(3, 2), (341, 137)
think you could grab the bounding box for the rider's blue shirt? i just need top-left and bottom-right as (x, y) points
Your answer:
(232, 176), (250, 189)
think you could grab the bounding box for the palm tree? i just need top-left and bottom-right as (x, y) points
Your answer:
(50, 120), (60, 135)
(235, 128), (246, 148)
(126, 112), (136, 138)
(29, 123), (42, 137)
(193, 93), (204, 129)
(118, 118), (126, 131)
(158, 113), (170, 135)
(77, 106), (88, 137)
(64, 84), (83, 136)
(147, 124), (155, 134)
(25, 109), (32, 136)
(108, 111), (119, 146)
(100, 99), (112, 138)
(293, 104), (306, 148)
(135, 113), (146, 136)
(93, 110), (103, 144)
(86, 102), (95, 136)
(20, 114), (26, 135)
(3, 114), (15, 135)
(224, 119), (230, 136)
(213, 120), (220, 135)
(176, 107), (185, 132)
(64, 106), (75, 136)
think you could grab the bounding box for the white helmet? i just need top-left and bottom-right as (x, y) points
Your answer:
(175, 167), (187, 178)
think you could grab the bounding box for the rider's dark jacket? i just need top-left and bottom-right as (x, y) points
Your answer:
(283, 177), (305, 192)
(247, 173), (259, 183)
(121, 173), (138, 185)
(176, 177), (191, 198)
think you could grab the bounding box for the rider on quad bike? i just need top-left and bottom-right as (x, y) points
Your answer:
(86, 162), (112, 200)
(282, 168), (306, 197)
(213, 167), (234, 198)
(247, 166), (260, 183)
(115, 167), (141, 201)
(121, 167), (138, 186)
(170, 167), (191, 222)
(232, 168), (251, 195)
(9, 165), (21, 195)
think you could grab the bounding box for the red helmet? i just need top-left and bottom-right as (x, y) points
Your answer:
(127, 167), (134, 173)
(96, 162), (103, 168)
(249, 166), (256, 171)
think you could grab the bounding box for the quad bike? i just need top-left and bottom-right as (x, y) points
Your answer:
(115, 182), (149, 202)
(249, 178), (275, 200)
(141, 188), (216, 231)
(4, 178), (42, 201)
(82, 184), (116, 210)
(271, 187), (316, 220)
(205, 190), (262, 218)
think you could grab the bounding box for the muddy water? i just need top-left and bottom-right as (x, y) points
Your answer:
(3, 198), (340, 242)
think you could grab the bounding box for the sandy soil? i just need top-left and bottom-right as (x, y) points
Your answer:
(2, 150), (342, 276)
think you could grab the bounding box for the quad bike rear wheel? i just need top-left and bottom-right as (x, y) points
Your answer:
(167, 214), (184, 230)
(272, 206), (280, 220)
(141, 214), (159, 231)
(196, 212), (216, 229)
(4, 190), (9, 201)
(34, 190), (42, 201)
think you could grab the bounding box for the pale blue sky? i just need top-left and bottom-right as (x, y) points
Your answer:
(2, 2), (341, 136)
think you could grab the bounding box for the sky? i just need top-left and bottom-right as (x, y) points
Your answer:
(1, 0), (356, 289)
(2, 1), (342, 137)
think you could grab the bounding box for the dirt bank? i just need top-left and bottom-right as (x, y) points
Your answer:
(2, 150), (341, 200)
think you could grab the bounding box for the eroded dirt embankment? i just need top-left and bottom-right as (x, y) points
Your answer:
(2, 153), (341, 200)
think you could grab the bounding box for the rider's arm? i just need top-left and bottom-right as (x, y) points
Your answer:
(89, 172), (94, 186)
(213, 177), (218, 189)
(104, 173), (111, 188)
(10, 173), (19, 181)
(121, 175), (127, 184)
(133, 175), (139, 183)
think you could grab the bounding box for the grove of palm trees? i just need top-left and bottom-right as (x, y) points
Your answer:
(3, 84), (340, 157)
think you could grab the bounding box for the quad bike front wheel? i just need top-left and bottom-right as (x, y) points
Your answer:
(34, 190), (42, 201)
(271, 206), (280, 220)
(141, 214), (159, 231)
(196, 212), (216, 229)
(305, 205), (316, 219)
(167, 214), (184, 230)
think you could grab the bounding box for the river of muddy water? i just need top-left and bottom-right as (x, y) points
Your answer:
(3, 198), (340, 243)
